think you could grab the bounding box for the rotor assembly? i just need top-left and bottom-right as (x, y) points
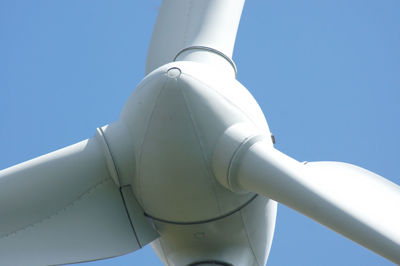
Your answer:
(1, 0), (400, 265)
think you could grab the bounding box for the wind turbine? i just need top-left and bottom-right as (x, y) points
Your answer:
(0, 0), (400, 266)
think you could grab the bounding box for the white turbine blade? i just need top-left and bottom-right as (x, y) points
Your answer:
(226, 140), (400, 263)
(146, 0), (245, 76)
(0, 135), (144, 265)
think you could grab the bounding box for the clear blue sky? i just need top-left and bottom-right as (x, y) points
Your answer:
(1, 0), (399, 265)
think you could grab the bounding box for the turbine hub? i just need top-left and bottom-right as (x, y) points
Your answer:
(119, 61), (273, 223)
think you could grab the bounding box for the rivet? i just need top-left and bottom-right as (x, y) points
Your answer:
(193, 232), (205, 239)
(167, 67), (181, 78)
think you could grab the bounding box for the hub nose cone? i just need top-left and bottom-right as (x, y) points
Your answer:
(120, 61), (271, 223)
